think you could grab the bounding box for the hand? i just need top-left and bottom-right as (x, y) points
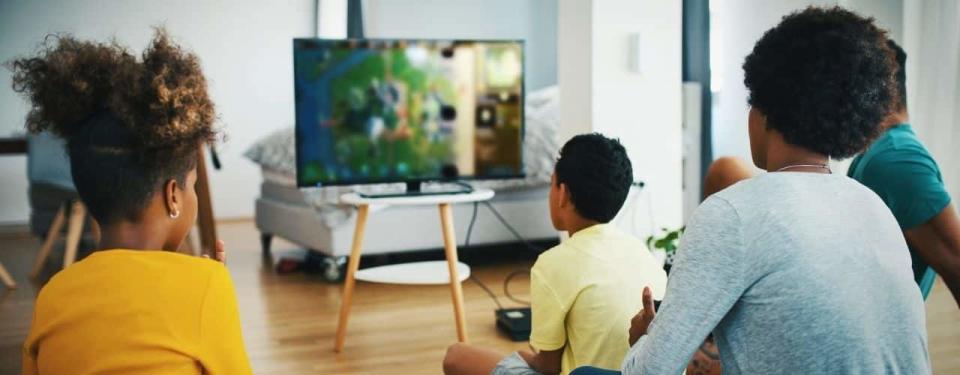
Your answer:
(213, 240), (226, 263)
(518, 350), (536, 366)
(628, 286), (656, 346)
(687, 337), (722, 375)
(518, 349), (563, 375)
(202, 240), (227, 263)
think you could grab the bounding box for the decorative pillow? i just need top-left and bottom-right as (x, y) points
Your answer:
(243, 127), (296, 175)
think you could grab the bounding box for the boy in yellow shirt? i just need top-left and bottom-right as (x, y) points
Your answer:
(443, 133), (668, 375)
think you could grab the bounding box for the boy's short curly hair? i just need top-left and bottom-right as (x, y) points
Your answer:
(743, 6), (895, 159)
(8, 29), (217, 224)
(555, 133), (633, 223)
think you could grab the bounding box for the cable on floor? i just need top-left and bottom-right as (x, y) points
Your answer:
(462, 200), (534, 308)
(480, 201), (545, 253)
(462, 202), (505, 309)
(503, 269), (530, 306)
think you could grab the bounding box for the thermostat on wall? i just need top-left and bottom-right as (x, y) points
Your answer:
(628, 33), (642, 74)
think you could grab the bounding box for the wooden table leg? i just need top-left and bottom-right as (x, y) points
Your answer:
(0, 262), (15, 289)
(195, 146), (217, 256)
(63, 201), (86, 267)
(32, 203), (66, 279)
(334, 204), (370, 352)
(439, 203), (468, 342)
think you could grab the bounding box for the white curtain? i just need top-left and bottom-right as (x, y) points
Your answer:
(904, 0), (960, 201)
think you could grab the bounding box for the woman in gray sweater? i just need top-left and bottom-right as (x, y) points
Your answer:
(619, 6), (930, 375)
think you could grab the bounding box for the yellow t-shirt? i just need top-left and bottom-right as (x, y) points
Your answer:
(23, 250), (252, 375)
(529, 224), (667, 374)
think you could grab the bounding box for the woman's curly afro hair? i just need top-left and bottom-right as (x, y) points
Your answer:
(743, 6), (895, 159)
(8, 28), (218, 224)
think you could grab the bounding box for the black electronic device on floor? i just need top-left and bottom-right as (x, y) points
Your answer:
(495, 307), (532, 341)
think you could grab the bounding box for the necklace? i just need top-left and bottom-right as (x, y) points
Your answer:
(775, 164), (832, 174)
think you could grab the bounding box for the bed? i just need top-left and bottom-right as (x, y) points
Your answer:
(245, 87), (562, 280)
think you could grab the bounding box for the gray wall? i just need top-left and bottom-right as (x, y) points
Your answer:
(364, 0), (558, 91)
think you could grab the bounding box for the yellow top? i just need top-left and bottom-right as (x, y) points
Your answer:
(529, 224), (668, 374)
(23, 250), (252, 375)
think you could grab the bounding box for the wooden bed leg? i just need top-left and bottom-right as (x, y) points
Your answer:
(334, 204), (369, 353)
(32, 203), (66, 280)
(0, 262), (15, 289)
(260, 233), (273, 257)
(439, 203), (469, 343)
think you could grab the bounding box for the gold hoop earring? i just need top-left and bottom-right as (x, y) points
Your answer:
(169, 210), (180, 219)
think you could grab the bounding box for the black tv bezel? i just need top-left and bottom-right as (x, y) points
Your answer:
(293, 37), (526, 188)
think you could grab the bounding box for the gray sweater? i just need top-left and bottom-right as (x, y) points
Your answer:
(622, 172), (930, 374)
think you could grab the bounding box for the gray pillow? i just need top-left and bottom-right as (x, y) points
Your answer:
(244, 127), (297, 175)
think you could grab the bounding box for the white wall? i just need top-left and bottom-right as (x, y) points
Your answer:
(711, 0), (835, 162)
(0, 0), (315, 224)
(902, 0), (960, 201)
(363, 0), (558, 91)
(559, 0), (684, 233)
(557, 0), (593, 144)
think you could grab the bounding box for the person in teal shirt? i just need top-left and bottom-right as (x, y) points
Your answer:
(848, 40), (960, 305)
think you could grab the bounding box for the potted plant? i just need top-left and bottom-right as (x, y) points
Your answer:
(646, 227), (684, 274)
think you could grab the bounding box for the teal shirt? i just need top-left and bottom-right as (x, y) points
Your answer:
(848, 124), (952, 298)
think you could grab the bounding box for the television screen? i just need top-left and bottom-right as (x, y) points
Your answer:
(293, 39), (524, 187)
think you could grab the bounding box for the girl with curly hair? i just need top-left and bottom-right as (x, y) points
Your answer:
(10, 29), (251, 374)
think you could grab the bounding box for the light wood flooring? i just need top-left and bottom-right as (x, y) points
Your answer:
(1, 220), (958, 374)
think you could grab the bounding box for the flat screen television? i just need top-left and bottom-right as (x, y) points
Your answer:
(293, 38), (525, 192)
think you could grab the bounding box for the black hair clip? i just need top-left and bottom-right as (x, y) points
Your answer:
(209, 146), (221, 170)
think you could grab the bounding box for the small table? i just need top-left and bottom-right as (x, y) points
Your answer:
(0, 137), (28, 154)
(333, 188), (495, 352)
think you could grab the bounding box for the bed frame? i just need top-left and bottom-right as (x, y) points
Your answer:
(254, 179), (558, 280)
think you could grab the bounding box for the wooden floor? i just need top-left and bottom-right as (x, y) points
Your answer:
(1, 220), (958, 374)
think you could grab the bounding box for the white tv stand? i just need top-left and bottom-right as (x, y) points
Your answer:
(333, 188), (495, 352)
